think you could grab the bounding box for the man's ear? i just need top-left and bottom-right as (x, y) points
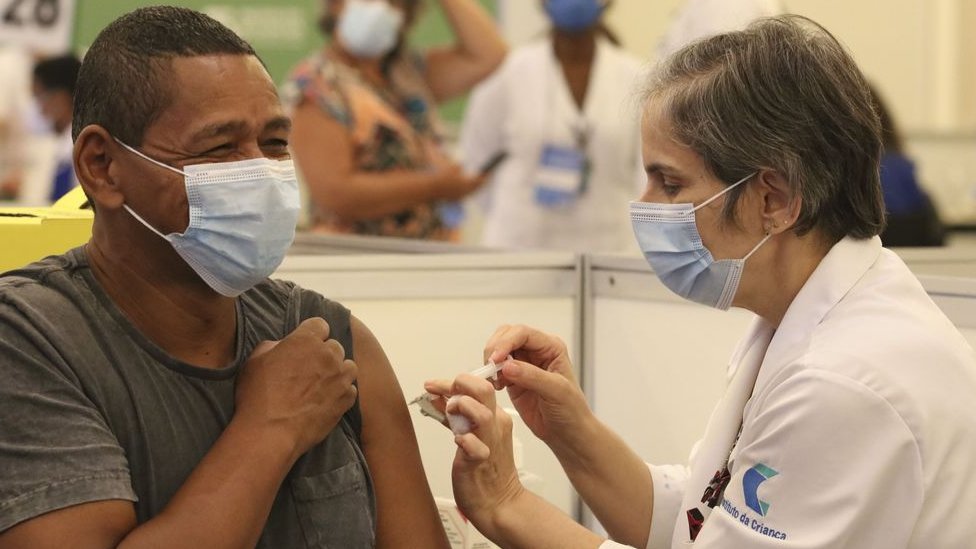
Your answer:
(756, 169), (801, 235)
(74, 125), (125, 211)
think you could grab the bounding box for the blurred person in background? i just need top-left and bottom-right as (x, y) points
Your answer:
(459, 0), (645, 252)
(0, 45), (31, 201)
(868, 83), (945, 247)
(285, 0), (506, 240)
(32, 53), (82, 202)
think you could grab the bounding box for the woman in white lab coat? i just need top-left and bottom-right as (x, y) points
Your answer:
(459, 0), (645, 252)
(428, 15), (976, 549)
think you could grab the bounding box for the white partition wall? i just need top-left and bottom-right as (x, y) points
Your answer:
(917, 276), (976, 347)
(584, 256), (756, 468)
(585, 248), (976, 468)
(274, 252), (582, 517)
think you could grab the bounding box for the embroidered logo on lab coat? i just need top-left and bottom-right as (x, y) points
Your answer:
(743, 463), (778, 516)
(718, 464), (789, 542)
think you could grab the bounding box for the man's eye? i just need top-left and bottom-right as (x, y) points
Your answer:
(203, 143), (233, 155)
(263, 139), (289, 149)
(262, 140), (290, 159)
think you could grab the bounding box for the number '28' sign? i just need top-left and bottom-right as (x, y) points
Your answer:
(0, 0), (76, 54)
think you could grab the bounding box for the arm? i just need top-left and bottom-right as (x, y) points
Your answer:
(423, 0), (507, 102)
(351, 316), (450, 549)
(550, 413), (655, 546)
(423, 326), (656, 547)
(490, 359), (656, 547)
(482, 326), (655, 545)
(1, 318), (357, 549)
(289, 102), (482, 221)
(439, 374), (607, 549)
(1, 419), (302, 549)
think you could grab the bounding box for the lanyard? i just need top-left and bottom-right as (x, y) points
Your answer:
(701, 422), (742, 509)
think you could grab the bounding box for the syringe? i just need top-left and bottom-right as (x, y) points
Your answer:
(409, 359), (502, 432)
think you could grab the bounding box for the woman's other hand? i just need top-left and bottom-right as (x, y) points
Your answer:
(444, 374), (524, 539)
(484, 325), (594, 451)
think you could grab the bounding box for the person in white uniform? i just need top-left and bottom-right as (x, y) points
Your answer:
(459, 0), (645, 252)
(427, 15), (976, 549)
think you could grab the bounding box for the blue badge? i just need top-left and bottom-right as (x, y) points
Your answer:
(534, 144), (589, 208)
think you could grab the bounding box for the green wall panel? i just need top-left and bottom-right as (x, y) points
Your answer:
(72, 0), (497, 123)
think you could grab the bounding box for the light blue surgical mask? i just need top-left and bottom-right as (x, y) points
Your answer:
(337, 0), (404, 59)
(544, 0), (606, 32)
(116, 139), (300, 297)
(629, 173), (770, 310)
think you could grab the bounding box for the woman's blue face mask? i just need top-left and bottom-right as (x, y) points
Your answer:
(629, 173), (771, 311)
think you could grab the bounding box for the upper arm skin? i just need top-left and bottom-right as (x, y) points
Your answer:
(0, 500), (135, 549)
(351, 316), (450, 549)
(423, 47), (502, 103)
(289, 101), (357, 212)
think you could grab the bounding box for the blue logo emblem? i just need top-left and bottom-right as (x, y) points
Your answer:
(742, 463), (778, 516)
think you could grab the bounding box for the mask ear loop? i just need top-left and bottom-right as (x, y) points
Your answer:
(742, 232), (773, 261)
(113, 137), (187, 176)
(691, 172), (758, 213)
(113, 137), (185, 239)
(122, 204), (171, 239)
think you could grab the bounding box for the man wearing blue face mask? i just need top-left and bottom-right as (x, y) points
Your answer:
(0, 6), (449, 549)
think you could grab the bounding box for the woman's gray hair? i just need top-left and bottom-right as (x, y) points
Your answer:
(644, 15), (885, 243)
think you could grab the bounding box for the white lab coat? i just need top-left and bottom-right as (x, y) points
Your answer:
(459, 38), (645, 253)
(601, 236), (976, 548)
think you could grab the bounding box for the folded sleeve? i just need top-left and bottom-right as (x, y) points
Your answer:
(0, 300), (136, 533)
(693, 369), (922, 548)
(646, 463), (690, 549)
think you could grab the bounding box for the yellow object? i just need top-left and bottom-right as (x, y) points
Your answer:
(0, 187), (94, 273)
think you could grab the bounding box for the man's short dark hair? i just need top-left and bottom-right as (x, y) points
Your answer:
(72, 6), (258, 144)
(33, 54), (82, 96)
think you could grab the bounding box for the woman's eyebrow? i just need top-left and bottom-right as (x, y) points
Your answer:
(645, 162), (682, 177)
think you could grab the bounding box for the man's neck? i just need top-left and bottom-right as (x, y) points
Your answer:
(85, 226), (238, 369)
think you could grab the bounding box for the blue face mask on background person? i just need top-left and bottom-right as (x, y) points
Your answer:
(337, 0), (404, 59)
(629, 173), (770, 311)
(116, 140), (301, 297)
(544, 0), (606, 32)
